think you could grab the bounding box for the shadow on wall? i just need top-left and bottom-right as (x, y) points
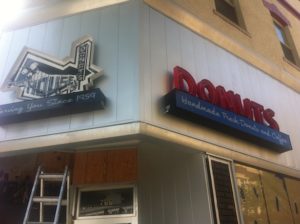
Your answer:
(0, 151), (72, 224)
(0, 172), (32, 224)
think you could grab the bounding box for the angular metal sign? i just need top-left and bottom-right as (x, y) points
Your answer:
(1, 35), (103, 100)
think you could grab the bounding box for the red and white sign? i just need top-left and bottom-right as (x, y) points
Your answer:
(173, 66), (279, 131)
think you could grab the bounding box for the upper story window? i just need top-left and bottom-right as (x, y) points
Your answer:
(263, 0), (300, 67)
(215, 0), (238, 24)
(214, 0), (244, 26)
(273, 20), (299, 66)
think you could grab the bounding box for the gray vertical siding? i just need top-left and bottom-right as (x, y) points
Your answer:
(0, 1), (139, 141)
(138, 144), (213, 224)
(139, 5), (300, 169)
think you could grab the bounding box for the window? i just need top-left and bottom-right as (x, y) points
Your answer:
(273, 21), (299, 66)
(214, 0), (244, 26)
(235, 164), (269, 224)
(235, 163), (298, 224)
(263, 1), (300, 67)
(207, 156), (242, 224)
(76, 185), (137, 223)
(284, 178), (300, 222)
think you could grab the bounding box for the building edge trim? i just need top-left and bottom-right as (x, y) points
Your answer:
(263, 0), (291, 26)
(143, 0), (300, 93)
(138, 122), (300, 179)
(0, 122), (141, 155)
(278, 0), (300, 20)
(2, 0), (129, 32)
(0, 121), (299, 178)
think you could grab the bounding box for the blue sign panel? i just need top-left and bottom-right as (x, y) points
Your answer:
(164, 90), (292, 152)
(0, 88), (105, 125)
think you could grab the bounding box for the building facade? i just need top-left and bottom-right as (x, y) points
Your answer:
(0, 0), (299, 223)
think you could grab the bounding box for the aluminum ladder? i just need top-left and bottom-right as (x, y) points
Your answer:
(23, 166), (70, 224)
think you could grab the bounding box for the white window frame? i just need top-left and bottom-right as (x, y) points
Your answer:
(74, 184), (138, 223)
(207, 155), (243, 224)
(273, 19), (299, 66)
(213, 0), (247, 30)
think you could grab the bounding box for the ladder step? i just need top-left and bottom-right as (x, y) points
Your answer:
(39, 174), (64, 181)
(33, 197), (67, 206)
(27, 222), (54, 224)
(23, 166), (69, 224)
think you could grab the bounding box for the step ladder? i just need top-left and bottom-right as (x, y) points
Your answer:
(23, 166), (70, 224)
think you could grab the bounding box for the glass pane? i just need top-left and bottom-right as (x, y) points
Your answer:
(274, 22), (287, 44)
(281, 43), (296, 64)
(215, 0), (239, 24)
(284, 178), (300, 224)
(211, 160), (239, 224)
(79, 188), (134, 217)
(224, 0), (234, 6)
(260, 171), (294, 224)
(235, 164), (269, 224)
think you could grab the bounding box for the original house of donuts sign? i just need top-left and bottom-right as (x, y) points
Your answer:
(0, 36), (106, 125)
(164, 66), (292, 152)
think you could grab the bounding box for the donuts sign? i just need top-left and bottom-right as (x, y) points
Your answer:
(164, 66), (292, 152)
(173, 66), (279, 130)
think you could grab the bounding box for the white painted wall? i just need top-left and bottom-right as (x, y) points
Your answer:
(0, 1), (139, 141)
(139, 5), (300, 170)
(138, 143), (213, 224)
